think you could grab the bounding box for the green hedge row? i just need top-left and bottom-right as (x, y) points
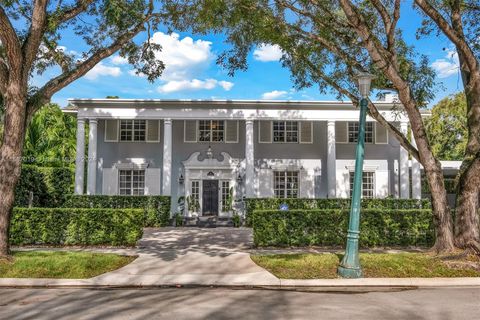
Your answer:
(15, 165), (75, 207)
(10, 208), (144, 246)
(62, 195), (171, 227)
(252, 209), (434, 247)
(245, 198), (431, 226)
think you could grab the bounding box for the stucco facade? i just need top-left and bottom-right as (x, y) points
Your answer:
(69, 99), (421, 216)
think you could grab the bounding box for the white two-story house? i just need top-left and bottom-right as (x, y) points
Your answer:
(68, 98), (422, 217)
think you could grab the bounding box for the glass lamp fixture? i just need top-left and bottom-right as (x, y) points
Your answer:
(355, 72), (375, 98)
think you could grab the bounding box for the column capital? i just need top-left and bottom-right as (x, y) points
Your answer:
(245, 119), (254, 125)
(88, 118), (98, 124)
(77, 118), (86, 124)
(327, 120), (336, 126)
(164, 118), (172, 124)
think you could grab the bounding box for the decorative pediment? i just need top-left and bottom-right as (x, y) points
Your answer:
(182, 152), (239, 169)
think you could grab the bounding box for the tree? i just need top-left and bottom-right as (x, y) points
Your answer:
(23, 104), (77, 167)
(426, 93), (467, 161)
(167, 0), (456, 252)
(414, 0), (480, 252)
(0, 1), (169, 257)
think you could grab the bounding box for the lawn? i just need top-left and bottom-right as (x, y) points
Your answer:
(251, 252), (480, 279)
(0, 251), (136, 279)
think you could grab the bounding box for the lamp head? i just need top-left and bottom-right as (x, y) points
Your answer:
(355, 72), (375, 98)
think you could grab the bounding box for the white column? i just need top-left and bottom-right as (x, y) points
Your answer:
(74, 118), (85, 195)
(411, 137), (422, 199)
(245, 120), (255, 198)
(327, 120), (336, 198)
(162, 119), (172, 196)
(87, 119), (97, 195)
(399, 121), (410, 199)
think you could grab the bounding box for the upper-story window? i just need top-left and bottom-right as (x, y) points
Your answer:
(273, 121), (298, 143)
(120, 120), (146, 141)
(119, 169), (145, 195)
(199, 120), (224, 142)
(274, 171), (299, 198)
(348, 122), (374, 143)
(349, 171), (375, 198)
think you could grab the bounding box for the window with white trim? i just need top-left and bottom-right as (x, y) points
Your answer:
(120, 120), (146, 141)
(119, 170), (145, 195)
(221, 181), (231, 212)
(349, 171), (375, 198)
(274, 171), (299, 198)
(348, 122), (374, 143)
(190, 181), (200, 212)
(273, 121), (298, 143)
(199, 120), (224, 142)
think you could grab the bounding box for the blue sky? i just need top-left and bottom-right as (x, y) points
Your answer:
(42, 4), (463, 108)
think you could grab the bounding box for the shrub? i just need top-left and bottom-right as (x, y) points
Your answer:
(62, 195), (171, 227)
(10, 208), (144, 246)
(244, 198), (431, 227)
(15, 165), (75, 207)
(252, 209), (434, 247)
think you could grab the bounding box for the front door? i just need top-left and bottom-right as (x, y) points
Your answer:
(202, 180), (219, 216)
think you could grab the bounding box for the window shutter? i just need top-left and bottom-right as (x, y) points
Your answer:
(299, 121), (313, 144)
(335, 121), (348, 143)
(102, 168), (118, 195)
(225, 120), (238, 143)
(258, 121), (272, 143)
(104, 120), (118, 142)
(184, 120), (197, 142)
(375, 122), (388, 144)
(299, 169), (315, 198)
(258, 168), (274, 197)
(145, 168), (161, 195)
(146, 120), (160, 142)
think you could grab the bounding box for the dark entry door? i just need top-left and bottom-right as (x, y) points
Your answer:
(202, 180), (219, 216)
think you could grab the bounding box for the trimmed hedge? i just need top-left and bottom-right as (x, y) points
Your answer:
(245, 198), (431, 226)
(15, 165), (75, 207)
(10, 208), (144, 246)
(62, 195), (171, 227)
(252, 209), (434, 247)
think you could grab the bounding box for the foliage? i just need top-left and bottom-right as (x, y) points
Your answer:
(10, 208), (144, 246)
(62, 195), (171, 227)
(245, 198), (431, 227)
(251, 253), (480, 279)
(0, 251), (136, 279)
(15, 165), (75, 207)
(23, 104), (77, 167)
(186, 195), (200, 213)
(232, 212), (242, 228)
(252, 209), (434, 247)
(422, 177), (457, 194)
(425, 92), (467, 161)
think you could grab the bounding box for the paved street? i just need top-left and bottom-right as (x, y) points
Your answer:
(1, 287), (479, 320)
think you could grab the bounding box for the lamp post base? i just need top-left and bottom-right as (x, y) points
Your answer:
(337, 264), (362, 279)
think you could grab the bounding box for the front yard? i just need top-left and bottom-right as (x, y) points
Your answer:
(0, 251), (136, 279)
(251, 252), (480, 279)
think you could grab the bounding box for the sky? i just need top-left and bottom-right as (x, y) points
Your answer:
(36, 3), (464, 108)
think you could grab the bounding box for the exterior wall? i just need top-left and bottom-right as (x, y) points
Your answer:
(96, 119), (164, 194)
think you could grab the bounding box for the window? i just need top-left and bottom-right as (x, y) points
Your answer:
(190, 181), (200, 212)
(221, 181), (231, 212)
(273, 121), (298, 143)
(119, 170), (145, 195)
(349, 171), (375, 198)
(348, 122), (374, 143)
(274, 171), (299, 198)
(120, 120), (146, 141)
(199, 120), (224, 142)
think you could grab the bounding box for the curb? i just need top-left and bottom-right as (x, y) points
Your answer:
(1, 277), (479, 289)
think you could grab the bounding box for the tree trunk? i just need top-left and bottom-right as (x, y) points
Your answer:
(0, 81), (27, 258)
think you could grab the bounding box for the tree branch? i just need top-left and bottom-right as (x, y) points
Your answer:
(0, 61), (7, 95)
(42, 37), (72, 73)
(22, 0), (49, 74)
(54, 0), (95, 25)
(414, 0), (479, 74)
(0, 5), (22, 74)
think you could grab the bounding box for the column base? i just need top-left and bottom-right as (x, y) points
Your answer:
(337, 264), (362, 278)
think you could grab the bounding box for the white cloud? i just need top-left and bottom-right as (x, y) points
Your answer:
(253, 44), (283, 62)
(84, 62), (122, 80)
(157, 79), (233, 93)
(431, 49), (459, 78)
(261, 90), (288, 99)
(110, 55), (128, 65)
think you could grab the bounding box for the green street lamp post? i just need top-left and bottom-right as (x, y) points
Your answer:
(337, 72), (374, 279)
